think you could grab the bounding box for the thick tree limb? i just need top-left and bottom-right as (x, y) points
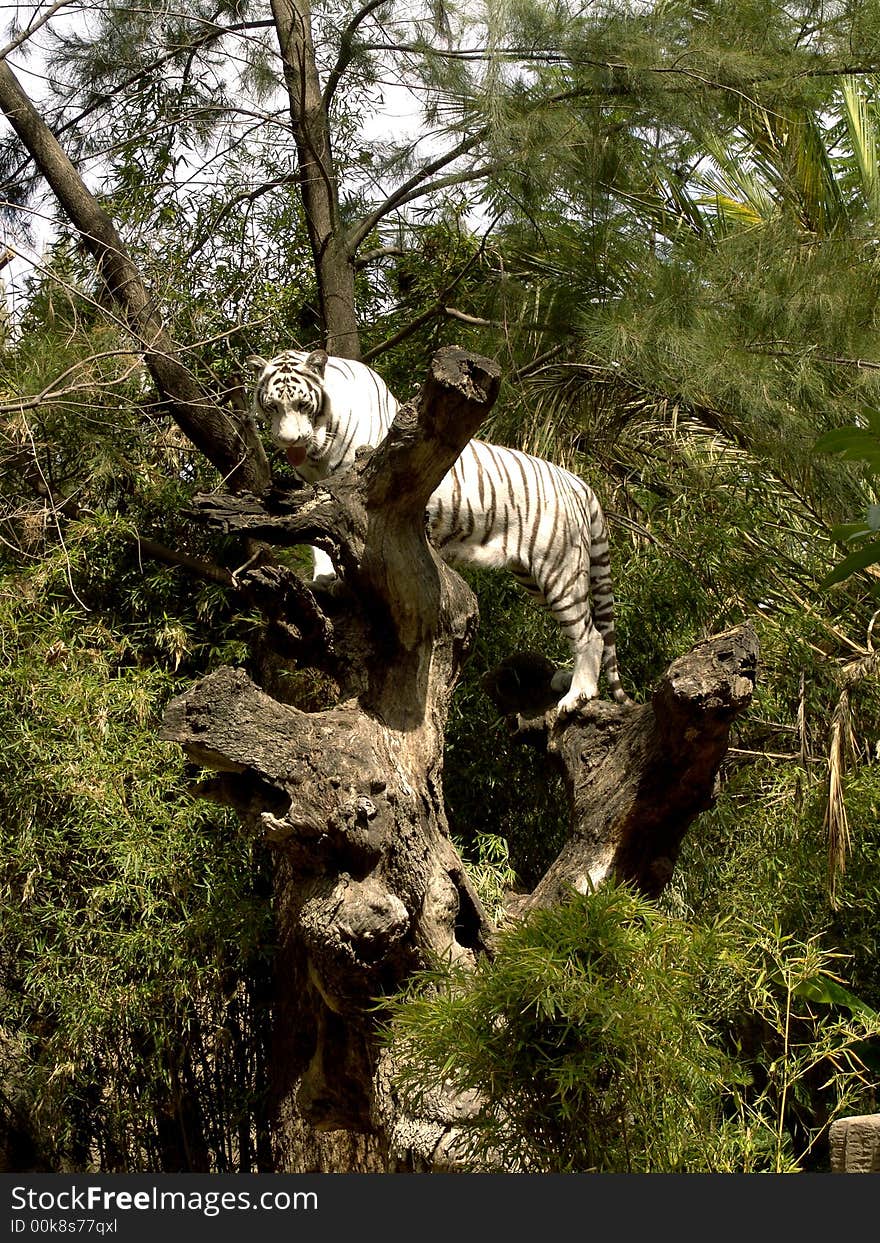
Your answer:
(270, 0), (361, 357)
(354, 245), (406, 269)
(484, 624), (759, 907)
(189, 485), (364, 575)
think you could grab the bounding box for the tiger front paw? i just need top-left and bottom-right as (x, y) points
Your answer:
(555, 682), (597, 716)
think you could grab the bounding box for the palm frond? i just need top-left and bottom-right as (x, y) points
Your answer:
(840, 75), (880, 225)
(793, 111), (847, 235)
(697, 132), (778, 230)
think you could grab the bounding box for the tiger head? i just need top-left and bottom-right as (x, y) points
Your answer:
(247, 349), (329, 468)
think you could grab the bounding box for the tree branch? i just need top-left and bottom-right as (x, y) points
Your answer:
(0, 0), (79, 62)
(0, 60), (269, 493)
(368, 163), (500, 221)
(746, 344), (880, 371)
(362, 304), (443, 363)
(346, 133), (488, 255)
(510, 343), (567, 382)
(131, 535), (237, 589)
(484, 625), (759, 908)
(3, 18), (275, 177)
(321, 0), (390, 113)
(354, 244), (405, 269)
(184, 174), (298, 261)
(443, 306), (497, 328)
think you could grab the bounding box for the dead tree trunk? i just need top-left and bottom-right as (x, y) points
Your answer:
(161, 347), (499, 1168)
(159, 347), (758, 1171)
(482, 626), (759, 908)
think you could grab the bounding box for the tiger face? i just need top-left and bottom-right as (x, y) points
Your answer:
(247, 349), (329, 467)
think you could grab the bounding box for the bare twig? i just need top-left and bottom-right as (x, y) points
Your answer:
(321, 0), (390, 112)
(0, 0), (79, 63)
(347, 133), (488, 255)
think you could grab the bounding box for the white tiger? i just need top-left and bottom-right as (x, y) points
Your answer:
(248, 348), (629, 712)
(247, 349), (398, 582)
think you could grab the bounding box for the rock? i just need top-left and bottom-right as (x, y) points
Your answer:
(830, 1114), (880, 1172)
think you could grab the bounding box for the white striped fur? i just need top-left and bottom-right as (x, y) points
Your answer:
(248, 349), (628, 711)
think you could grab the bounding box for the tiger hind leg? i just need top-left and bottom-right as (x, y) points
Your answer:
(601, 637), (632, 705)
(309, 546), (337, 587)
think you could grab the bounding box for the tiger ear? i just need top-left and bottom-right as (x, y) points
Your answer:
(246, 355), (268, 374)
(305, 349), (329, 376)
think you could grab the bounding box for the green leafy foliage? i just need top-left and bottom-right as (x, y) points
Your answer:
(0, 272), (284, 1170)
(445, 566), (570, 887)
(0, 591), (273, 1171)
(452, 832), (518, 926)
(5, 0), (880, 1176)
(385, 885), (880, 1172)
(814, 421), (880, 586)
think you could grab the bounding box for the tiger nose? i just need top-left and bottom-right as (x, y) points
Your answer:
(273, 412), (311, 446)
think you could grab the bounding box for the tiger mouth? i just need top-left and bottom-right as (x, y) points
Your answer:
(286, 445), (309, 467)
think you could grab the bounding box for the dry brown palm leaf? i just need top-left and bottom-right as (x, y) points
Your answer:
(824, 686), (854, 908)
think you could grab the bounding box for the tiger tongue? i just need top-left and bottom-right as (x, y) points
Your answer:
(286, 445), (308, 468)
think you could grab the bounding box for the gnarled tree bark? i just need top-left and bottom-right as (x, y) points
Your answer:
(159, 347), (758, 1171)
(161, 347), (499, 1168)
(482, 627), (759, 908)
